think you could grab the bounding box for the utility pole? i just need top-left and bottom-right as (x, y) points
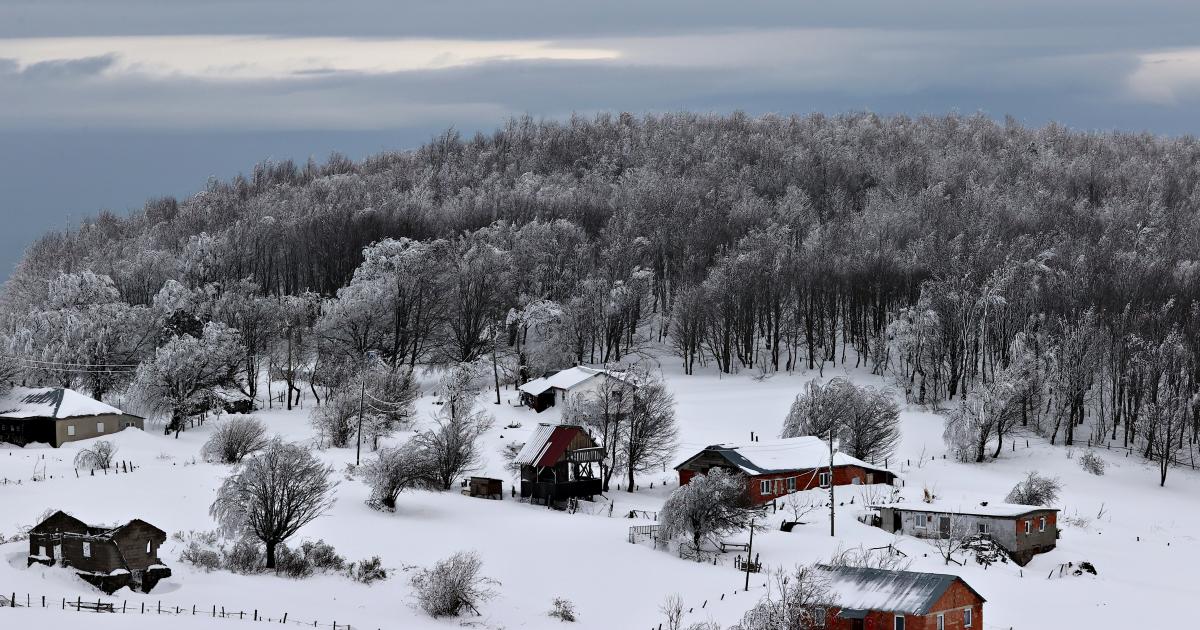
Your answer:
(355, 376), (366, 466)
(491, 323), (502, 405)
(829, 426), (836, 537)
(744, 518), (755, 591)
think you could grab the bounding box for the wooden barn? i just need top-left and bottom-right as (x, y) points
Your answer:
(514, 423), (605, 504)
(517, 366), (631, 412)
(27, 510), (171, 594)
(817, 565), (985, 630)
(675, 437), (897, 506)
(870, 502), (1059, 565)
(0, 387), (144, 448)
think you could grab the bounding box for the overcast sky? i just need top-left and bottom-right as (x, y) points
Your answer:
(3, 0), (1200, 277)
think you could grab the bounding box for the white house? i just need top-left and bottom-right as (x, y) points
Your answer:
(517, 366), (631, 412)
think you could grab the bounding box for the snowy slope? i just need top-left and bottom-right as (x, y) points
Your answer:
(0, 356), (1193, 629)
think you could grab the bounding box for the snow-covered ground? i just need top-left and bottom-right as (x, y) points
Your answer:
(0, 355), (1193, 629)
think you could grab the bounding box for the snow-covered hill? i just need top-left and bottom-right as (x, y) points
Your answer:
(1, 358), (1193, 629)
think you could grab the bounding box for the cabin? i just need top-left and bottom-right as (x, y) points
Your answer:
(27, 510), (171, 594)
(0, 387), (144, 448)
(674, 437), (897, 506)
(817, 564), (985, 630)
(870, 502), (1059, 565)
(464, 476), (503, 500)
(517, 366), (631, 412)
(514, 424), (605, 505)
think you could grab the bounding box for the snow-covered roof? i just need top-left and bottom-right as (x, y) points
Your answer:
(512, 423), (599, 467)
(0, 387), (131, 420)
(871, 501), (1057, 518)
(679, 436), (893, 476)
(514, 424), (560, 465)
(517, 366), (626, 396)
(818, 565), (984, 615)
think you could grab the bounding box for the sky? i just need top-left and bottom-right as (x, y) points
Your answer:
(3, 0), (1200, 277)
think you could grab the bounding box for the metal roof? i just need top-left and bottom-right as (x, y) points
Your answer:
(817, 565), (985, 615)
(676, 436), (895, 476)
(512, 424), (598, 468)
(870, 501), (1058, 518)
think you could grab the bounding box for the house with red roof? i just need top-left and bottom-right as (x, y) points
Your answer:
(513, 423), (605, 505)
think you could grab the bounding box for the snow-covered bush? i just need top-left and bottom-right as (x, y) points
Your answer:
(179, 541), (221, 572)
(348, 556), (387, 585)
(201, 416), (269, 463)
(363, 441), (431, 510)
(1006, 471), (1062, 505)
(1079, 450), (1106, 476)
(548, 597), (577, 622)
(410, 550), (497, 618)
(222, 538), (265, 574)
(659, 468), (759, 555)
(74, 440), (117, 471)
(310, 392), (359, 448)
(729, 565), (833, 630)
(302, 540), (346, 572)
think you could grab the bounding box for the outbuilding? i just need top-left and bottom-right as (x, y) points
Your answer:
(675, 437), (897, 506)
(27, 510), (171, 594)
(817, 564), (985, 630)
(514, 423), (605, 504)
(0, 387), (144, 448)
(870, 502), (1059, 565)
(517, 366), (631, 412)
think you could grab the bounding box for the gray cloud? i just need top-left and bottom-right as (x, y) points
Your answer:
(14, 53), (116, 80)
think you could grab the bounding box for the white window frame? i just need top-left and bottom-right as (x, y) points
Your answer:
(786, 476), (797, 492)
(760, 479), (772, 495)
(96, 421), (105, 433)
(914, 514), (926, 529)
(936, 613), (945, 630)
(964, 607), (973, 627)
(977, 522), (989, 534)
(146, 540), (152, 554)
(894, 615), (906, 630)
(82, 542), (91, 558)
(1039, 516), (1046, 532)
(66, 424), (75, 436)
(1024, 519), (1032, 534)
(818, 471), (832, 487)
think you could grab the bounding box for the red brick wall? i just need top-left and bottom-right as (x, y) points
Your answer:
(677, 465), (882, 506)
(825, 579), (982, 630)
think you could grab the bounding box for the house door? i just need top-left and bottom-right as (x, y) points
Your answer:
(893, 512), (902, 532)
(851, 620), (864, 630)
(939, 516), (951, 538)
(53, 544), (62, 565)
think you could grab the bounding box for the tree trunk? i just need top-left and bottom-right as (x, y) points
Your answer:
(265, 541), (277, 569)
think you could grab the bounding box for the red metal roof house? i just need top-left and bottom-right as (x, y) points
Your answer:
(514, 424), (605, 505)
(818, 565), (985, 630)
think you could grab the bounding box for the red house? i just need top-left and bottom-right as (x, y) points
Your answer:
(818, 565), (985, 630)
(674, 437), (896, 505)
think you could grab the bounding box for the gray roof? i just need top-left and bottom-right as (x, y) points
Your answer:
(817, 565), (984, 615)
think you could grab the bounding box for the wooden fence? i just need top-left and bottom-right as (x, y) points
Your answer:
(3, 591), (370, 630)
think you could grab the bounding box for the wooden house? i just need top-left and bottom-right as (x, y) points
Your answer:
(517, 366), (631, 412)
(514, 424), (605, 504)
(465, 476), (503, 500)
(818, 565), (985, 630)
(870, 502), (1059, 565)
(27, 510), (171, 594)
(675, 437), (897, 506)
(0, 387), (144, 448)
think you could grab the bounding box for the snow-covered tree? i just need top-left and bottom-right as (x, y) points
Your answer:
(782, 378), (900, 464)
(201, 415), (270, 464)
(729, 565), (833, 630)
(210, 440), (336, 569)
(409, 364), (493, 489)
(1005, 471), (1062, 505)
(133, 321), (244, 434)
(363, 440), (432, 510)
(621, 370), (678, 492)
(410, 550), (497, 618)
(659, 468), (758, 555)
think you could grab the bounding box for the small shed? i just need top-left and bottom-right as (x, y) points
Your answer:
(0, 387), (144, 448)
(517, 366), (631, 412)
(870, 501), (1059, 565)
(514, 424), (605, 504)
(28, 510), (171, 594)
(465, 477), (503, 500)
(675, 437), (897, 506)
(818, 564), (985, 630)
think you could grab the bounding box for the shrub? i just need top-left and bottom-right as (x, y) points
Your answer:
(1006, 471), (1062, 506)
(348, 556), (388, 585)
(74, 440), (117, 471)
(549, 597), (577, 622)
(1079, 450), (1105, 476)
(222, 538), (265, 574)
(201, 416), (269, 463)
(302, 540), (346, 572)
(410, 550), (497, 618)
(273, 544), (313, 578)
(310, 393), (359, 448)
(180, 542), (221, 572)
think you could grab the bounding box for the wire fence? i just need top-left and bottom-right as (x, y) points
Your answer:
(1, 591), (371, 630)
(1, 457), (143, 486)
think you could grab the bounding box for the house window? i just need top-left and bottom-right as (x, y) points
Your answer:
(1024, 520), (1032, 534)
(82, 542), (91, 558)
(936, 614), (945, 630)
(964, 608), (973, 627)
(1039, 516), (1047, 532)
(819, 472), (832, 487)
(96, 422), (105, 433)
(977, 522), (988, 534)
(146, 541), (152, 554)
(786, 477), (797, 492)
(894, 615), (906, 630)
(914, 514), (926, 529)
(760, 480), (772, 495)
(67, 424), (75, 436)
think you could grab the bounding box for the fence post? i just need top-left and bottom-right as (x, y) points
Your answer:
(122, 600), (126, 613)
(283, 612), (288, 624)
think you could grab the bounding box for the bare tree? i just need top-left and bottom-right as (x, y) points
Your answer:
(622, 371), (678, 492)
(1006, 471), (1062, 505)
(659, 468), (759, 556)
(201, 416), (269, 464)
(782, 378), (900, 464)
(74, 440), (117, 471)
(562, 370), (634, 491)
(210, 440), (337, 569)
(928, 514), (973, 566)
(364, 440), (432, 510)
(729, 565), (833, 630)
